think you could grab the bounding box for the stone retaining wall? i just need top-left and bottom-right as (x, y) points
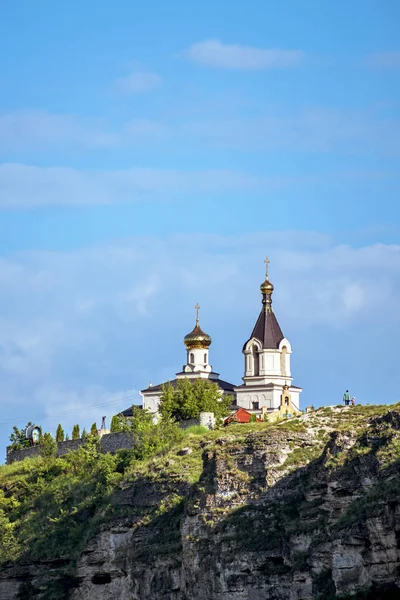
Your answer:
(178, 412), (215, 431)
(6, 432), (134, 464)
(6, 413), (215, 464)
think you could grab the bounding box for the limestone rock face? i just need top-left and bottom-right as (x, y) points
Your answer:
(3, 408), (400, 599)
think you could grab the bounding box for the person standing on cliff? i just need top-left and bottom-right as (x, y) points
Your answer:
(351, 396), (356, 406)
(343, 390), (350, 406)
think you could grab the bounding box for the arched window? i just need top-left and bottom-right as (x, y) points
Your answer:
(204, 353), (207, 364)
(280, 346), (287, 377)
(190, 353), (195, 364)
(252, 345), (259, 376)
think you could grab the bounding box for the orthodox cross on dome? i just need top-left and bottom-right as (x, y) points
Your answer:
(195, 302), (200, 325)
(264, 256), (270, 278)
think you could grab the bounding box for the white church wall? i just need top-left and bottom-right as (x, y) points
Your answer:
(184, 347), (212, 374)
(260, 350), (281, 376)
(279, 338), (292, 377)
(199, 412), (215, 429)
(272, 388), (282, 409)
(236, 390), (275, 410)
(143, 394), (161, 414)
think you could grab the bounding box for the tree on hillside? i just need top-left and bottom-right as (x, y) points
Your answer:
(9, 422), (33, 450)
(0, 505), (18, 562)
(81, 428), (88, 440)
(72, 424), (80, 440)
(90, 422), (98, 436)
(110, 415), (123, 433)
(55, 424), (65, 442)
(159, 379), (232, 423)
(39, 433), (57, 459)
(122, 406), (184, 460)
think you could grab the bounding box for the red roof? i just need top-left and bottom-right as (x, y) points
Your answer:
(226, 407), (263, 424)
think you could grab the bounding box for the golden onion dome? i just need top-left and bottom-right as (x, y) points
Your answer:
(260, 278), (274, 294)
(184, 323), (212, 349)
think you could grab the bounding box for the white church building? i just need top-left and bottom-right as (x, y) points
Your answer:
(121, 259), (301, 419)
(234, 259), (301, 413)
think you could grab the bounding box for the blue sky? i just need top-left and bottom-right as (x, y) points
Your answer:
(0, 0), (399, 455)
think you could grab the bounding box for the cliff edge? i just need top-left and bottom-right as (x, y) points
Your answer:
(1, 404), (400, 600)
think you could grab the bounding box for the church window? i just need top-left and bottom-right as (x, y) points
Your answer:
(280, 346), (287, 377)
(285, 396), (289, 406)
(252, 401), (259, 409)
(190, 353), (195, 364)
(251, 345), (259, 376)
(204, 353), (207, 364)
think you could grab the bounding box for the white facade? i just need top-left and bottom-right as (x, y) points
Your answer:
(234, 265), (302, 415)
(141, 393), (161, 414)
(136, 265), (303, 420)
(181, 346), (212, 376)
(140, 314), (233, 416)
(242, 337), (292, 383)
(235, 384), (301, 412)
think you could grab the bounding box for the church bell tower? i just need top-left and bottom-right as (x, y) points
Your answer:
(234, 258), (302, 414)
(180, 303), (214, 377)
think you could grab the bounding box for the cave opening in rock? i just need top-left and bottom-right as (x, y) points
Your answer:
(92, 573), (112, 585)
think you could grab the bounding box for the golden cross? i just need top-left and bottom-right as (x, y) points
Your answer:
(195, 302), (200, 324)
(264, 256), (270, 278)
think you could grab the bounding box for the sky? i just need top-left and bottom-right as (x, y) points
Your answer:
(0, 0), (400, 457)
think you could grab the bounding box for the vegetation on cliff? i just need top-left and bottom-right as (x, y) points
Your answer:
(2, 403), (400, 599)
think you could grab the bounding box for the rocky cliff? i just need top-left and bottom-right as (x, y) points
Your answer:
(2, 405), (400, 599)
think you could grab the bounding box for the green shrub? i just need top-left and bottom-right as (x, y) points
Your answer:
(8, 423), (32, 450)
(159, 379), (232, 421)
(184, 425), (210, 436)
(110, 415), (123, 433)
(120, 406), (185, 461)
(55, 424), (65, 442)
(39, 433), (57, 459)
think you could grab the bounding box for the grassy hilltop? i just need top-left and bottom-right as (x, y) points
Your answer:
(1, 403), (400, 599)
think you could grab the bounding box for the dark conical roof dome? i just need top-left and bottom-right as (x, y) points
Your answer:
(243, 258), (284, 350)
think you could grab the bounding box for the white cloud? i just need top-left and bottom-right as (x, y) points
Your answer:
(0, 110), (117, 151)
(0, 233), (399, 453)
(0, 163), (282, 208)
(365, 52), (400, 68)
(1, 161), (396, 210)
(123, 118), (166, 137)
(181, 108), (400, 155)
(2, 103), (399, 158)
(115, 71), (162, 94)
(182, 39), (304, 70)
(31, 385), (137, 437)
(0, 110), (167, 152)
